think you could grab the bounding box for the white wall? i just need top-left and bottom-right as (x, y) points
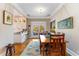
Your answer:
(0, 4), (14, 48)
(0, 3), (26, 55)
(51, 3), (79, 55)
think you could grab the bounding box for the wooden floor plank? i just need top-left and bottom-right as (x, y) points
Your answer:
(14, 39), (31, 56)
(13, 39), (67, 56)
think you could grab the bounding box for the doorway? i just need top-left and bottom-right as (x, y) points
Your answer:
(31, 21), (46, 38)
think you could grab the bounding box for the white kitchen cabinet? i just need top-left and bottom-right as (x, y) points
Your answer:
(14, 31), (28, 43)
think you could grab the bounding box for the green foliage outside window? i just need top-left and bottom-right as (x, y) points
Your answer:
(40, 25), (44, 32)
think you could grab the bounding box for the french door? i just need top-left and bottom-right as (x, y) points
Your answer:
(31, 21), (46, 37)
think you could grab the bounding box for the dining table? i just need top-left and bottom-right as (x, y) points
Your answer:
(40, 33), (67, 56)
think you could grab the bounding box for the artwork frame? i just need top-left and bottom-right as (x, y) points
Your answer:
(57, 17), (73, 29)
(50, 20), (56, 33)
(3, 10), (13, 25)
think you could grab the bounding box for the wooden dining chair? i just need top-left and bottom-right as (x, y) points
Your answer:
(39, 34), (50, 56)
(49, 34), (65, 56)
(50, 34), (65, 43)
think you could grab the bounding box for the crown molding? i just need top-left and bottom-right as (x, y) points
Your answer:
(10, 3), (27, 17)
(11, 3), (65, 19)
(27, 16), (50, 19)
(50, 3), (65, 18)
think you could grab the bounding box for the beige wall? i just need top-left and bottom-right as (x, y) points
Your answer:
(51, 3), (79, 55)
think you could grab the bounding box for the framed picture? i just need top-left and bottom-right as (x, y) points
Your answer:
(50, 20), (56, 33)
(57, 17), (73, 29)
(3, 10), (13, 25)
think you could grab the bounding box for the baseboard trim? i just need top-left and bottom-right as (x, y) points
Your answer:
(67, 48), (78, 56)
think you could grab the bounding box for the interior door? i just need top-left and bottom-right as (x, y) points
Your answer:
(31, 21), (46, 37)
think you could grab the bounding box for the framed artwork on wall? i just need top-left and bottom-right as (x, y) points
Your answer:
(57, 17), (73, 29)
(3, 10), (13, 25)
(50, 20), (56, 33)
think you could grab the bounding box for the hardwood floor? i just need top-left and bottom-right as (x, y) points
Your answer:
(13, 38), (68, 56)
(14, 39), (31, 56)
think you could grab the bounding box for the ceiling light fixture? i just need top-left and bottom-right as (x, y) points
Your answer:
(36, 7), (46, 14)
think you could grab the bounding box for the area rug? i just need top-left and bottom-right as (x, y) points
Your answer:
(21, 39), (40, 56)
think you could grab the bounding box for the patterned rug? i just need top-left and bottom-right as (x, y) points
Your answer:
(21, 39), (40, 56)
(20, 39), (70, 56)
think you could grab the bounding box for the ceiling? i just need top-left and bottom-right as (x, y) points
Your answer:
(17, 3), (61, 18)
